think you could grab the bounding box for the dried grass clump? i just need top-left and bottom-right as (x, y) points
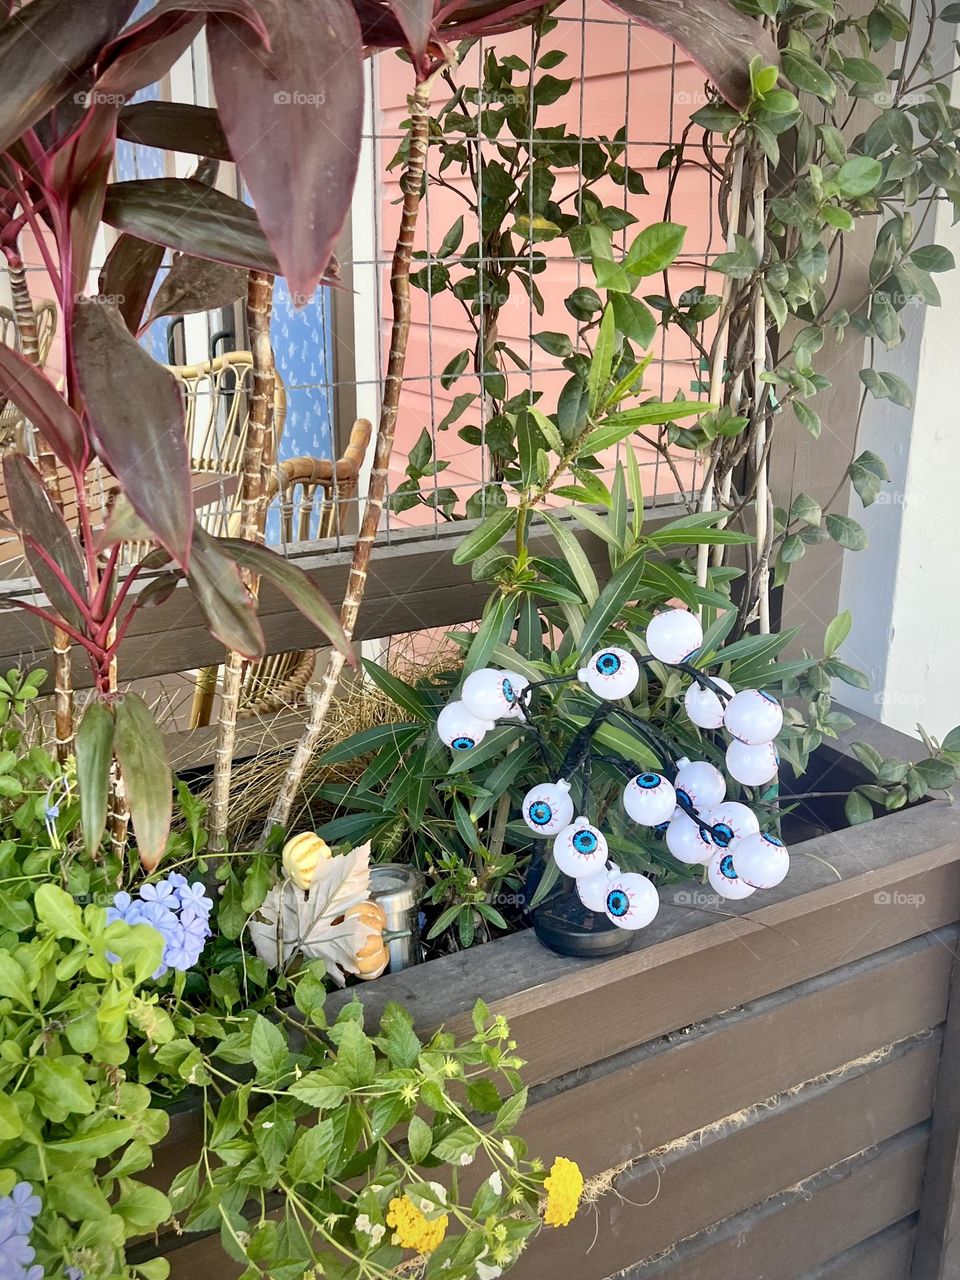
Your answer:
(206, 628), (463, 841)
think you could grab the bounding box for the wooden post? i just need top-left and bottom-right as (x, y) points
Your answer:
(262, 76), (434, 841)
(207, 271), (275, 850)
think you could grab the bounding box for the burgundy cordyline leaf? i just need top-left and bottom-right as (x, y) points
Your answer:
(116, 101), (233, 161)
(58, 104), (119, 301)
(385, 0), (434, 61)
(144, 255), (247, 329)
(219, 536), (354, 661)
(208, 0), (364, 303)
(0, 0), (137, 152)
(0, 344), (86, 472)
(354, 0), (773, 107)
(98, 233), (166, 334)
(594, 0), (778, 109)
(102, 177), (281, 274)
(187, 526), (265, 660)
(2, 454), (87, 629)
(72, 298), (194, 570)
(76, 701), (115, 859)
(97, 0), (269, 100)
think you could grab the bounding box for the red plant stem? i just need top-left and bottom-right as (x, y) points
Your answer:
(90, 543), (121, 622)
(7, 167), (61, 295)
(21, 537), (95, 624)
(104, 607), (137, 662)
(6, 599), (101, 658)
(96, 562), (141, 642)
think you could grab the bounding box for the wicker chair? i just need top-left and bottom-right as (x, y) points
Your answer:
(169, 350), (288, 537)
(188, 419), (372, 728)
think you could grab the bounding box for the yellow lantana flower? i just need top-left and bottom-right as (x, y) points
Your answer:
(386, 1195), (449, 1253)
(543, 1156), (584, 1227)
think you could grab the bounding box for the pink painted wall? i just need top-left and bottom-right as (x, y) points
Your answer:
(376, 5), (721, 528)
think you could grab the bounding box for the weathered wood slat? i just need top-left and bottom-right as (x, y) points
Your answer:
(513, 1039), (938, 1280)
(801, 1218), (917, 1280)
(626, 1125), (929, 1280)
(910, 944), (960, 1280)
(145, 930), (952, 1218)
(518, 931), (952, 1179)
(326, 802), (960, 1085)
(0, 502), (688, 691)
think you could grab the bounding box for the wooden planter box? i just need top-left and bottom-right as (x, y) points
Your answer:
(145, 711), (960, 1279)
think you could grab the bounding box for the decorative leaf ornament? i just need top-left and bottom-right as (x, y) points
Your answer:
(249, 841), (381, 983)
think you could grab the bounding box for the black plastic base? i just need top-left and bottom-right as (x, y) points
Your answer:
(532, 891), (634, 959)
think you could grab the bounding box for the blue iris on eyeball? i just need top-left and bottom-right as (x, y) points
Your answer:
(573, 829), (599, 854)
(451, 735), (475, 751)
(606, 888), (630, 918)
(710, 823), (735, 849)
(529, 801), (553, 826)
(719, 853), (738, 879)
(597, 652), (622, 675)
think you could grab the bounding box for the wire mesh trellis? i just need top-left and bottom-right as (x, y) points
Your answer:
(363, 0), (723, 549)
(0, 0), (729, 731)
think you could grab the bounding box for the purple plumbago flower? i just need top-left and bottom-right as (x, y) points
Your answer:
(107, 873), (212, 980)
(176, 882), (213, 916)
(6, 1184), (40, 1234)
(139, 880), (177, 908)
(0, 1184), (42, 1280)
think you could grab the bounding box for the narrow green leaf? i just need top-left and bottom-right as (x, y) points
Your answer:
(542, 512), (599, 606)
(360, 660), (429, 720)
(452, 510), (514, 565)
(588, 304), (617, 416)
(824, 610), (853, 657)
(76, 701), (115, 859)
(114, 692), (172, 872)
(578, 552), (648, 654)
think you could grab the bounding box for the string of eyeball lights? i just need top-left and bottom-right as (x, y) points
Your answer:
(437, 609), (788, 935)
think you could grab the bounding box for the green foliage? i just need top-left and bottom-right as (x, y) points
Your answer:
(691, 6), (960, 597)
(0, 702), (558, 1277)
(392, 19), (699, 523)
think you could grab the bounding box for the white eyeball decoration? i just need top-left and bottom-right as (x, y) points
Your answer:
(623, 772), (677, 826)
(698, 800), (760, 854)
(722, 689), (783, 746)
(726, 739), (779, 787)
(521, 780), (575, 836)
(604, 872), (660, 930)
(437, 701), (493, 753)
(552, 819), (608, 878)
(578, 647), (640, 700)
(732, 831), (789, 889)
(707, 850), (757, 900)
(674, 757), (726, 811)
(461, 667), (529, 722)
(576, 862), (618, 912)
(683, 676), (734, 730)
(665, 811), (712, 865)
(645, 609), (703, 666)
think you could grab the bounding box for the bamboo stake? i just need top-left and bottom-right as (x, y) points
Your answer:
(696, 142), (744, 594)
(262, 78), (433, 842)
(7, 252), (75, 761)
(208, 271), (275, 851)
(751, 159), (771, 633)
